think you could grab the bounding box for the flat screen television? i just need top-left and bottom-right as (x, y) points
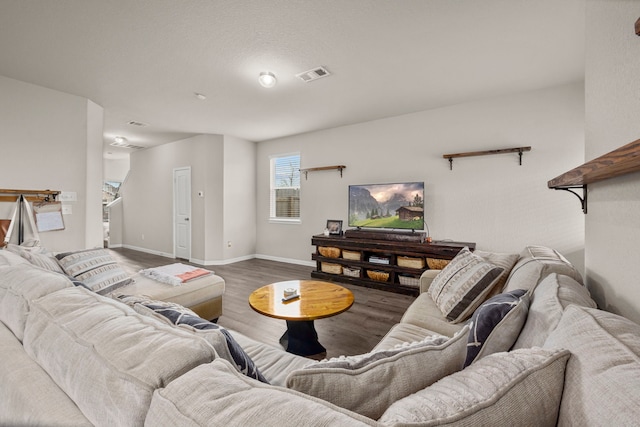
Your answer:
(348, 182), (424, 230)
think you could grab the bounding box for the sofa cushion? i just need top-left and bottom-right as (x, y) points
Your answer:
(428, 247), (504, 323)
(0, 263), (73, 341)
(5, 243), (64, 273)
(373, 322), (443, 351)
(286, 326), (469, 420)
(0, 248), (30, 266)
(474, 249), (519, 296)
(229, 330), (314, 387)
(118, 294), (266, 383)
(513, 273), (596, 349)
(543, 305), (640, 426)
(504, 245), (582, 293)
(465, 289), (529, 367)
(400, 292), (466, 336)
(23, 286), (217, 426)
(56, 248), (132, 294)
(0, 322), (92, 427)
(145, 358), (379, 427)
(379, 347), (570, 427)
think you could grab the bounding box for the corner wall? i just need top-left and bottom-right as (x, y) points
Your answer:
(256, 83), (585, 270)
(123, 133), (257, 264)
(584, 0), (640, 323)
(0, 75), (103, 251)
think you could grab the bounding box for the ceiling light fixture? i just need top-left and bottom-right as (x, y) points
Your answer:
(258, 71), (277, 88)
(113, 136), (127, 145)
(194, 92), (207, 100)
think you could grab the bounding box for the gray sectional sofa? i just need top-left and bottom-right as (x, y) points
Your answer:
(1, 245), (639, 426)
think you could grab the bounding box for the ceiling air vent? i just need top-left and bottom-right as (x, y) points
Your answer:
(296, 66), (331, 83)
(127, 120), (148, 127)
(110, 141), (145, 150)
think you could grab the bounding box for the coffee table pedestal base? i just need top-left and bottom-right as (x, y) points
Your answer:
(280, 320), (326, 357)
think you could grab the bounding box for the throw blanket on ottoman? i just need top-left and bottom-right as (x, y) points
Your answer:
(140, 263), (212, 286)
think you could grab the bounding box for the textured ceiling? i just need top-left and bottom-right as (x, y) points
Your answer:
(0, 0), (585, 158)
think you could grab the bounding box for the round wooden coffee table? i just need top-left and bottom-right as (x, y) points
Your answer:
(249, 280), (354, 357)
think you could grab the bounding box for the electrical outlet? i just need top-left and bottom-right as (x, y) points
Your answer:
(227, 241), (231, 247)
(141, 234), (145, 240)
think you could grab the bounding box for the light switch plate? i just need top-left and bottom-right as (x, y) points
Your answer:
(62, 205), (72, 215)
(59, 191), (77, 202)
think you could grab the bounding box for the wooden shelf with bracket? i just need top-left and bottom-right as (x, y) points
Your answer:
(443, 146), (531, 170)
(299, 165), (346, 180)
(548, 138), (640, 214)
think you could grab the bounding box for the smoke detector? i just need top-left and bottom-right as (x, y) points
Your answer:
(296, 66), (331, 83)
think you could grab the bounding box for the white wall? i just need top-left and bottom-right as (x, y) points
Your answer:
(257, 83), (585, 270)
(123, 133), (257, 264)
(0, 75), (103, 251)
(223, 135), (257, 262)
(584, 0), (640, 323)
(104, 157), (130, 182)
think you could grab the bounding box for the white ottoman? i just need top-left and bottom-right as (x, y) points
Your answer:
(113, 272), (225, 320)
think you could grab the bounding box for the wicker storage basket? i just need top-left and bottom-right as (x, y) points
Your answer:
(398, 275), (420, 287)
(426, 258), (450, 270)
(397, 256), (426, 269)
(321, 262), (342, 275)
(343, 267), (361, 278)
(367, 270), (389, 282)
(342, 250), (361, 261)
(318, 246), (341, 258)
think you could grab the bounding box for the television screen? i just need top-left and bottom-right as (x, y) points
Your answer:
(348, 182), (424, 230)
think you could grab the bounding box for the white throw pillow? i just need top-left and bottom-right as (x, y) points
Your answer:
(286, 326), (468, 420)
(379, 347), (570, 426)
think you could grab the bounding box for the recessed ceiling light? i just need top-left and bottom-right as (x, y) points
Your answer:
(114, 136), (127, 144)
(194, 92), (207, 100)
(258, 71), (277, 88)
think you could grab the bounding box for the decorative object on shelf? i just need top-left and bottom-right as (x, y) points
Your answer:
(299, 165), (346, 180)
(342, 250), (361, 260)
(397, 256), (425, 269)
(398, 275), (420, 287)
(343, 267), (361, 278)
(367, 270), (390, 282)
(318, 246), (341, 258)
(326, 219), (343, 235)
(321, 262), (342, 275)
(427, 258), (451, 270)
(548, 137), (640, 214)
(369, 255), (390, 265)
(443, 146), (532, 170)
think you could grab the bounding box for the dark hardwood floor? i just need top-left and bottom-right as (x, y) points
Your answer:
(109, 248), (416, 358)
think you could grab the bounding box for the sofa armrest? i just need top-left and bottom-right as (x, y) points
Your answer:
(419, 270), (441, 294)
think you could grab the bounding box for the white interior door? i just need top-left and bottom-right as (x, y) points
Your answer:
(174, 167), (191, 260)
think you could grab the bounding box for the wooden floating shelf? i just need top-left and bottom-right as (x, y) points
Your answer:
(443, 147), (531, 170)
(0, 189), (60, 203)
(299, 165), (346, 179)
(548, 138), (640, 214)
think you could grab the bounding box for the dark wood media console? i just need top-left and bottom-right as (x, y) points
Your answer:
(311, 234), (475, 296)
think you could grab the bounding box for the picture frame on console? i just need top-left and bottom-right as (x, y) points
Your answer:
(326, 220), (343, 235)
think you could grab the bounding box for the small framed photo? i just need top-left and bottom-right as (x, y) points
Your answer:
(326, 219), (343, 235)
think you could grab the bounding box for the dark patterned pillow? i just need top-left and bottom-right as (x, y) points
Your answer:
(464, 289), (529, 367)
(56, 249), (132, 294)
(117, 295), (267, 383)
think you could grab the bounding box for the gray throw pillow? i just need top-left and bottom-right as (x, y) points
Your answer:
(465, 289), (529, 367)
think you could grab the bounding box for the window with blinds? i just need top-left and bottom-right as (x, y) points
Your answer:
(270, 154), (301, 221)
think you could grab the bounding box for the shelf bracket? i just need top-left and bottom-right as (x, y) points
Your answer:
(554, 185), (588, 214)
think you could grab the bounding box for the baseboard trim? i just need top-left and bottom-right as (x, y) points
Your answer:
(191, 254), (257, 266)
(255, 254), (315, 268)
(121, 244), (174, 259)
